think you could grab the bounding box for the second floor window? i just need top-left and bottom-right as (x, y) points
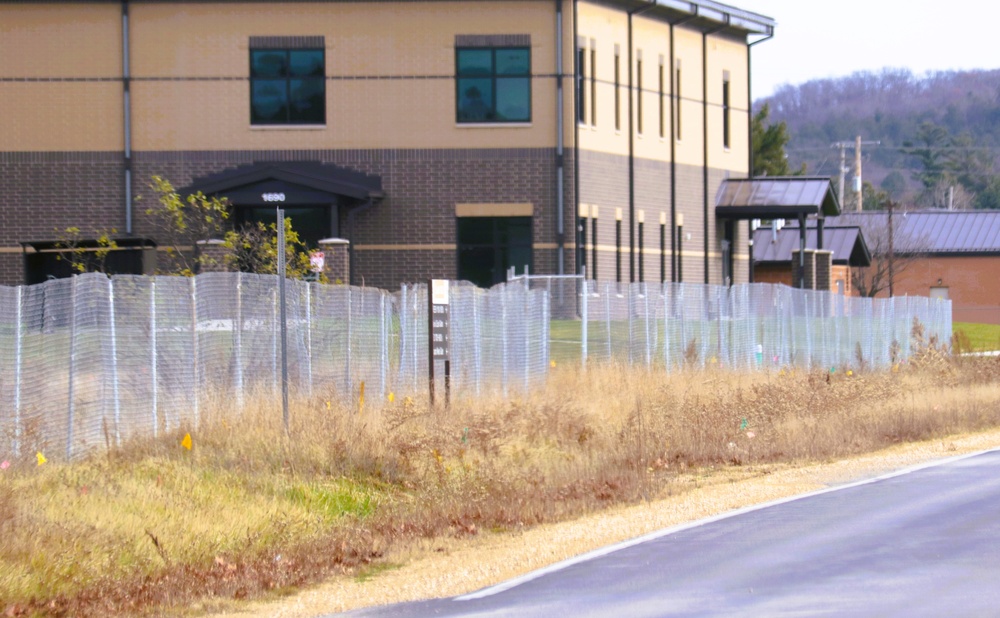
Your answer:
(250, 48), (325, 125)
(456, 47), (531, 123)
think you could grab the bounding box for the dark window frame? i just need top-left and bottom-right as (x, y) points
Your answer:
(456, 46), (532, 124)
(638, 220), (645, 282)
(658, 62), (665, 138)
(577, 46), (587, 124)
(675, 63), (682, 141)
(636, 58), (643, 135)
(614, 51), (621, 132)
(456, 216), (533, 287)
(722, 77), (731, 149)
(615, 218), (622, 282)
(590, 48), (598, 126)
(249, 47), (326, 126)
(591, 217), (599, 280)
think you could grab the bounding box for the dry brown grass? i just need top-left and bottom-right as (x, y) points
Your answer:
(2, 350), (1000, 617)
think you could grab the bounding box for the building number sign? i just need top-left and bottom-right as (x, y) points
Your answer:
(262, 192), (286, 202)
(430, 279), (450, 361)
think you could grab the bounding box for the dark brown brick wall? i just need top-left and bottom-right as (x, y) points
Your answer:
(0, 148), (563, 289)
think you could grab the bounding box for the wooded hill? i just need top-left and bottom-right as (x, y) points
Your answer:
(756, 68), (1000, 209)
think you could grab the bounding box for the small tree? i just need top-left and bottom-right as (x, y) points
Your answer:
(222, 217), (319, 281)
(751, 103), (806, 177)
(145, 176), (230, 275)
(53, 226), (118, 274)
(841, 202), (929, 297)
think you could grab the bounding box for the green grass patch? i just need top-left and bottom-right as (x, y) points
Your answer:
(354, 561), (404, 583)
(953, 322), (1000, 352)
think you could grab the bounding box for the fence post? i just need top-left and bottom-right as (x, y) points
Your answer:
(67, 276), (77, 460)
(501, 285), (509, 397)
(346, 286), (353, 395)
(604, 283), (612, 361)
(523, 287), (530, 392)
(271, 286), (278, 397)
(305, 280), (313, 397)
(13, 286), (23, 457)
(150, 278), (158, 438)
(234, 272), (243, 412)
(473, 287), (482, 395)
(380, 292), (387, 399)
(643, 282), (651, 368)
(191, 276), (199, 427)
(108, 277), (121, 447)
(581, 275), (588, 370)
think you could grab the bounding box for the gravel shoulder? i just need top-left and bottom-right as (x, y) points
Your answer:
(207, 428), (1000, 618)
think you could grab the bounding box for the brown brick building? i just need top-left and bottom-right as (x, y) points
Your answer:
(0, 0), (774, 289)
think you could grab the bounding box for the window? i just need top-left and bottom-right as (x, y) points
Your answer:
(659, 219), (666, 283)
(638, 220), (645, 282)
(614, 49), (621, 131)
(675, 62), (682, 140)
(577, 46), (587, 124)
(615, 216), (622, 282)
(590, 48), (597, 126)
(456, 47), (531, 123)
(250, 48), (325, 125)
(636, 57), (643, 135)
(579, 213), (588, 275)
(658, 60), (665, 138)
(457, 217), (532, 287)
(722, 76), (731, 149)
(591, 217), (598, 280)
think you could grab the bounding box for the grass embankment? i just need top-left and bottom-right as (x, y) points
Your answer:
(2, 346), (1000, 616)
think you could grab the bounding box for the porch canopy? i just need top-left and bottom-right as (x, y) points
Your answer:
(715, 177), (842, 287)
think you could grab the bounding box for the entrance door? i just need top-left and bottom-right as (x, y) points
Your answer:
(236, 205), (332, 248)
(457, 217), (532, 288)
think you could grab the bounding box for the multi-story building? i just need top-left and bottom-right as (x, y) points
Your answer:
(0, 0), (775, 289)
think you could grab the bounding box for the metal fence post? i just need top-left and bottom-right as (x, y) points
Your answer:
(67, 276), (77, 460)
(150, 278), (158, 438)
(643, 282), (651, 368)
(191, 276), (200, 426)
(13, 285), (23, 457)
(234, 272), (243, 412)
(380, 292), (387, 399)
(346, 286), (353, 395)
(581, 274), (588, 370)
(305, 280), (313, 397)
(108, 277), (121, 447)
(604, 283), (612, 361)
(501, 285), (509, 397)
(473, 287), (482, 395)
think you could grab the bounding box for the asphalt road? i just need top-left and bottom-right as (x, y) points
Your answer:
(337, 448), (1000, 617)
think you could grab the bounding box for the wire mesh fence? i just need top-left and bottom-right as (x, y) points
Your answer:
(540, 278), (952, 372)
(0, 272), (951, 461)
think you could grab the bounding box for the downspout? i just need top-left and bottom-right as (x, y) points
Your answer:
(702, 20), (727, 284)
(626, 1), (655, 283)
(556, 0), (566, 275)
(122, 0), (133, 234)
(746, 27), (772, 283)
(669, 13), (695, 283)
(573, 0), (581, 277)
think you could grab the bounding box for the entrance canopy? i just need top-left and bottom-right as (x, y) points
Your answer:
(182, 161), (384, 207)
(715, 177), (841, 219)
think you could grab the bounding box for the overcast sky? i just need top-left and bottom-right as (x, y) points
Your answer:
(736, 0), (999, 101)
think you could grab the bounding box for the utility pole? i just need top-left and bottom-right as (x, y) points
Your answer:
(831, 137), (880, 210)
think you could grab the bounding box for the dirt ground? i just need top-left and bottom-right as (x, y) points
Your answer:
(206, 429), (1000, 618)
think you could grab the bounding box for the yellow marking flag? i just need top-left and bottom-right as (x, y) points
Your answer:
(181, 433), (192, 450)
(36, 452), (47, 466)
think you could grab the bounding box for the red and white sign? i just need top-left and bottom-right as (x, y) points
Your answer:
(309, 251), (325, 273)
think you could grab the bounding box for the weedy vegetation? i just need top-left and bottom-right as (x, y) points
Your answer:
(2, 334), (1000, 616)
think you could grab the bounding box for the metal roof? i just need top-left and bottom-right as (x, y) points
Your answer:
(183, 161), (384, 202)
(824, 211), (1000, 254)
(753, 226), (871, 267)
(715, 177), (841, 219)
(607, 0), (775, 36)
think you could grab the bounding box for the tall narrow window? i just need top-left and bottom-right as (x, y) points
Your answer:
(591, 217), (598, 280)
(722, 74), (731, 149)
(636, 56), (643, 135)
(659, 218), (666, 283)
(638, 220), (645, 282)
(577, 46), (587, 124)
(456, 47), (531, 123)
(615, 214), (622, 282)
(579, 212), (588, 274)
(675, 61), (682, 141)
(590, 47), (597, 126)
(658, 59), (665, 138)
(614, 47), (621, 132)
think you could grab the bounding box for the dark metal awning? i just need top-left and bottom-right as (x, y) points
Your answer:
(753, 226), (871, 267)
(182, 161), (384, 207)
(715, 177), (841, 219)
